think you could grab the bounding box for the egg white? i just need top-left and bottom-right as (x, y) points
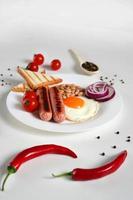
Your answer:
(64, 97), (100, 122)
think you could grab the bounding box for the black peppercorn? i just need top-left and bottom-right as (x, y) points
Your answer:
(112, 145), (117, 149)
(96, 136), (100, 139)
(81, 62), (98, 72)
(100, 152), (105, 156)
(115, 131), (120, 135)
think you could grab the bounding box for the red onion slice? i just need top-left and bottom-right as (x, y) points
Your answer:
(92, 82), (107, 93)
(95, 85), (115, 102)
(85, 82), (109, 99)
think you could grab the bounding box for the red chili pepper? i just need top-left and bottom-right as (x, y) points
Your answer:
(1, 144), (77, 191)
(52, 150), (127, 181)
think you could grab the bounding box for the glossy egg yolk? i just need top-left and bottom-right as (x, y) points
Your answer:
(63, 96), (85, 108)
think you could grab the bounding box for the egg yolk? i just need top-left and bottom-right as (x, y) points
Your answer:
(63, 96), (85, 108)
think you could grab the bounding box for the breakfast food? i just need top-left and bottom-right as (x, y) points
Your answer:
(33, 53), (44, 65)
(22, 97), (39, 112)
(57, 84), (85, 99)
(26, 53), (45, 72)
(27, 62), (39, 72)
(37, 87), (52, 121)
(63, 96), (99, 122)
(23, 91), (38, 100)
(9, 52), (108, 127)
(50, 59), (61, 71)
(11, 82), (32, 92)
(17, 67), (62, 89)
(49, 86), (66, 123)
(85, 82), (115, 102)
(14, 67), (103, 124)
(18, 83), (100, 123)
(36, 86), (65, 123)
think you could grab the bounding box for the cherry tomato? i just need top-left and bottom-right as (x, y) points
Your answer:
(33, 53), (44, 65)
(22, 98), (39, 112)
(23, 91), (37, 101)
(50, 59), (61, 71)
(27, 62), (38, 72)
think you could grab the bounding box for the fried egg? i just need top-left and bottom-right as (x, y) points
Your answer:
(63, 96), (100, 122)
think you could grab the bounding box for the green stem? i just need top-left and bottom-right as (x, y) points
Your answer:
(1, 173), (10, 191)
(1, 166), (16, 191)
(52, 171), (72, 178)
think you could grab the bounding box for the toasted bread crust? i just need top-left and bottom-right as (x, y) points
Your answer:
(11, 83), (32, 92)
(17, 67), (62, 89)
(17, 67), (36, 89)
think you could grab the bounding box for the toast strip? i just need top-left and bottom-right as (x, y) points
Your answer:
(11, 83), (32, 92)
(17, 67), (62, 89)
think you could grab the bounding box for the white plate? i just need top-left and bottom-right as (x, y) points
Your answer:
(6, 73), (122, 133)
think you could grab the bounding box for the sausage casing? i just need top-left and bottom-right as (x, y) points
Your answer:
(37, 87), (52, 121)
(49, 86), (65, 123)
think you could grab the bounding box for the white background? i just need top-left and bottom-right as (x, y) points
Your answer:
(0, 0), (133, 199)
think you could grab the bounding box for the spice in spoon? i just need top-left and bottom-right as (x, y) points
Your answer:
(81, 62), (99, 72)
(69, 49), (99, 75)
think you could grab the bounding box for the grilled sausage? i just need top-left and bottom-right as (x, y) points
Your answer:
(37, 87), (52, 121)
(49, 86), (65, 123)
